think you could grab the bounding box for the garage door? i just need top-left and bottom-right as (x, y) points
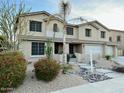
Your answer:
(85, 45), (102, 59)
(106, 46), (113, 56)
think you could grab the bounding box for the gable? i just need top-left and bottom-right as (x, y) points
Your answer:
(92, 21), (109, 31)
(79, 20), (110, 31)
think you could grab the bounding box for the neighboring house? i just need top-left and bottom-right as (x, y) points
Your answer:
(109, 29), (124, 56)
(18, 11), (124, 62)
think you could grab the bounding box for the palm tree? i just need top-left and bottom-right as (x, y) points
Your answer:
(59, 0), (71, 63)
(45, 0), (71, 63)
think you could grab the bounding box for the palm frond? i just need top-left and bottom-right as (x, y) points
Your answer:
(59, 0), (71, 20)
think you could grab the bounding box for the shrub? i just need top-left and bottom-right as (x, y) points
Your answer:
(61, 64), (73, 74)
(0, 51), (27, 90)
(105, 55), (111, 60)
(71, 54), (76, 58)
(34, 58), (60, 82)
(112, 66), (124, 73)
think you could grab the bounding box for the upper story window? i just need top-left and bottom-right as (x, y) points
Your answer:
(109, 37), (112, 42)
(85, 28), (91, 37)
(101, 31), (106, 38)
(31, 42), (44, 55)
(117, 36), (121, 42)
(53, 23), (58, 32)
(66, 27), (73, 35)
(30, 21), (42, 32)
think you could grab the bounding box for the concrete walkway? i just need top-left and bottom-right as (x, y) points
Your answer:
(51, 76), (124, 93)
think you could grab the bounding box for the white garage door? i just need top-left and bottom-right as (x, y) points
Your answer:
(106, 46), (113, 56)
(85, 45), (102, 59)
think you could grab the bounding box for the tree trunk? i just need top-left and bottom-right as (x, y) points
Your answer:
(63, 27), (67, 63)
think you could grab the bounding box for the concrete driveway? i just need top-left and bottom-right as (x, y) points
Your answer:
(51, 76), (124, 93)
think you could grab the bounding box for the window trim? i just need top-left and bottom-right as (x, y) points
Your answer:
(66, 27), (74, 35)
(109, 37), (112, 42)
(117, 35), (121, 42)
(30, 20), (42, 32)
(53, 23), (58, 32)
(101, 31), (106, 38)
(31, 42), (45, 56)
(85, 28), (91, 37)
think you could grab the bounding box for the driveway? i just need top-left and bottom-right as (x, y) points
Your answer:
(51, 76), (124, 93)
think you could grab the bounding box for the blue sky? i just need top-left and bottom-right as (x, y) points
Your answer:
(17, 0), (124, 30)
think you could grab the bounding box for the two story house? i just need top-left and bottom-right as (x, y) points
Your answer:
(109, 29), (124, 56)
(18, 11), (123, 62)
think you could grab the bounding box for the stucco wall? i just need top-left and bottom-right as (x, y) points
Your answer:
(109, 30), (124, 49)
(19, 41), (46, 62)
(78, 24), (109, 42)
(20, 14), (78, 39)
(20, 14), (48, 37)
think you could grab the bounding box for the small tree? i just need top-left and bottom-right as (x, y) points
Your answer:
(0, 1), (30, 51)
(45, 39), (53, 60)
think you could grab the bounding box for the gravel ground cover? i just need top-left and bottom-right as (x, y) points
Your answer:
(9, 63), (88, 93)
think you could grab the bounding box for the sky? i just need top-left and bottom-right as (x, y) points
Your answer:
(21, 0), (124, 30)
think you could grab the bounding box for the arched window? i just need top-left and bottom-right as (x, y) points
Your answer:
(53, 23), (58, 32)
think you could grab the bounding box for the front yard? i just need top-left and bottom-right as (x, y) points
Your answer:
(10, 63), (88, 93)
(9, 58), (124, 93)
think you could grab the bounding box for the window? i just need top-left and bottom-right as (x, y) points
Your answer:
(32, 42), (44, 55)
(85, 29), (91, 37)
(30, 21), (42, 32)
(117, 36), (121, 42)
(109, 37), (112, 42)
(66, 27), (73, 35)
(101, 31), (106, 38)
(53, 23), (58, 32)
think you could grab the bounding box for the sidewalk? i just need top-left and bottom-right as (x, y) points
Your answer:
(51, 76), (124, 93)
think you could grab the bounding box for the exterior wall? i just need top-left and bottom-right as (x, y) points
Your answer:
(109, 30), (124, 56)
(19, 41), (46, 62)
(18, 12), (122, 62)
(78, 24), (109, 42)
(21, 14), (48, 37)
(20, 14), (78, 39)
(105, 45), (114, 56)
(66, 27), (78, 39)
(109, 30), (124, 49)
(19, 40), (70, 62)
(46, 20), (64, 38)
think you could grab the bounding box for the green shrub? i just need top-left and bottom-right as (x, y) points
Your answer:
(61, 64), (73, 74)
(34, 58), (60, 82)
(0, 51), (27, 90)
(105, 55), (111, 60)
(71, 54), (76, 58)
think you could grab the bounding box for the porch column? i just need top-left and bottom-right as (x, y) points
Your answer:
(113, 46), (118, 57)
(82, 44), (85, 54)
(65, 43), (69, 54)
(63, 43), (69, 63)
(82, 44), (85, 60)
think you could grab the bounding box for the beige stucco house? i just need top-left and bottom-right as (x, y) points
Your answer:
(18, 11), (124, 62)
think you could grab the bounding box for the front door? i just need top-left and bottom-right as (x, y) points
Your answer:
(69, 44), (74, 54)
